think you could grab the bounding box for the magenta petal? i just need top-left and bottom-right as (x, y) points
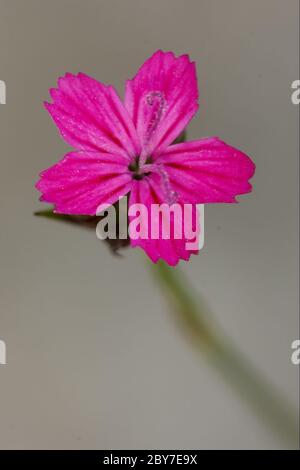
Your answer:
(124, 50), (199, 158)
(156, 137), (256, 203)
(129, 178), (199, 266)
(36, 151), (132, 215)
(46, 73), (140, 159)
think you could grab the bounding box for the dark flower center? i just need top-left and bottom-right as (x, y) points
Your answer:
(128, 156), (152, 180)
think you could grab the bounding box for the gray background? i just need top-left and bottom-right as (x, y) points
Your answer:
(0, 0), (299, 450)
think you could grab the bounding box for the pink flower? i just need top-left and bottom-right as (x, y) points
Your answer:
(36, 50), (255, 266)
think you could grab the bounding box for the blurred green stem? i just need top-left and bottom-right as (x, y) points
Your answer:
(151, 260), (298, 448)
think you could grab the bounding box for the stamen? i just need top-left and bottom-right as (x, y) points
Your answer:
(139, 91), (167, 167)
(144, 163), (178, 205)
(145, 91), (166, 141)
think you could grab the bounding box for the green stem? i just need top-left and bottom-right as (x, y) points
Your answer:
(151, 260), (298, 448)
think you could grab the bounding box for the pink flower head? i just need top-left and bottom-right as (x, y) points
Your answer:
(36, 50), (255, 266)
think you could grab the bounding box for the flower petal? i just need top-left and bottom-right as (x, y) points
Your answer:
(36, 151), (132, 215)
(156, 137), (256, 203)
(46, 73), (140, 159)
(128, 176), (199, 266)
(124, 50), (199, 158)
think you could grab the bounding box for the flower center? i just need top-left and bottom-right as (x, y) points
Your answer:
(128, 157), (178, 204)
(128, 156), (152, 180)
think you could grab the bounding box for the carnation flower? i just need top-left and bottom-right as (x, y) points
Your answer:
(36, 50), (255, 265)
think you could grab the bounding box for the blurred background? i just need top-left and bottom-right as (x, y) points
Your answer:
(0, 0), (299, 450)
